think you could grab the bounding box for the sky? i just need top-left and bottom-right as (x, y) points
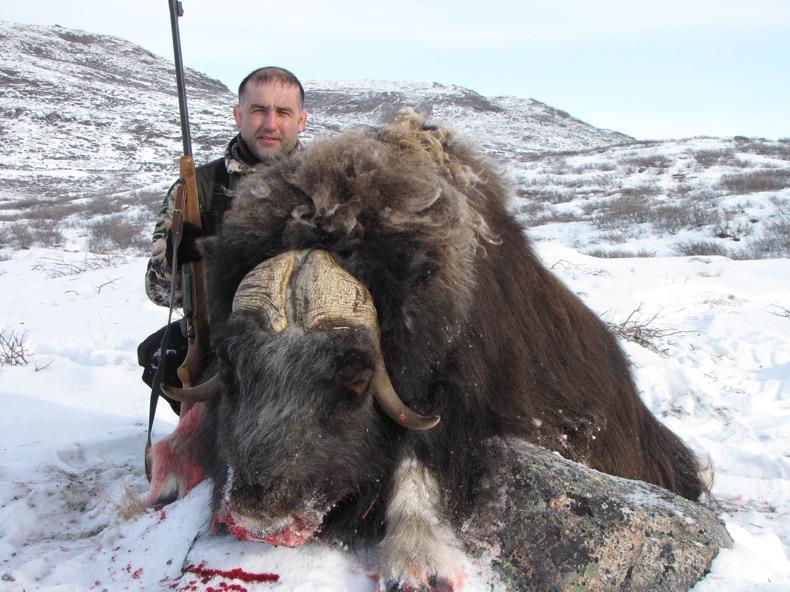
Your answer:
(2, 0), (789, 140)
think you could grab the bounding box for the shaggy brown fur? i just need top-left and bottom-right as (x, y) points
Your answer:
(197, 110), (704, 544)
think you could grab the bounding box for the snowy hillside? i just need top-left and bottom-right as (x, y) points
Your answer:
(2, 21), (788, 262)
(0, 21), (234, 201)
(0, 20), (627, 205)
(0, 18), (789, 592)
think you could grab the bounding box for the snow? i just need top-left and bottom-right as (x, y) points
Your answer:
(1, 239), (788, 592)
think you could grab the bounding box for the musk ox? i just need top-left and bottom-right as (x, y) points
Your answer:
(149, 110), (705, 591)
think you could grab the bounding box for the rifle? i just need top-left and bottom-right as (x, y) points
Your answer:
(168, 0), (208, 417)
(145, 0), (207, 479)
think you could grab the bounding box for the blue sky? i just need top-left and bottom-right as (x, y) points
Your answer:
(3, 0), (789, 140)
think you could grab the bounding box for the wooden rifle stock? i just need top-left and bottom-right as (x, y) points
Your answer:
(171, 154), (208, 417)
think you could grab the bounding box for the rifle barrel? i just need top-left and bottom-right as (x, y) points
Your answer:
(168, 0), (192, 156)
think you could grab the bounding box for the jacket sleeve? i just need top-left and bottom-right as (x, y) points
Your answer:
(144, 181), (183, 307)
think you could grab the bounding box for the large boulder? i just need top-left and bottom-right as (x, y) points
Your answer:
(461, 439), (730, 591)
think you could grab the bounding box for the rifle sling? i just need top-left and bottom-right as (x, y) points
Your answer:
(145, 185), (186, 480)
(144, 162), (230, 479)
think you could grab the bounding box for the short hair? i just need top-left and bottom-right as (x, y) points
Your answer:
(238, 66), (305, 107)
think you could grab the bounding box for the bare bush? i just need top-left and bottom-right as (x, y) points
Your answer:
(1, 222), (34, 249)
(519, 188), (577, 204)
(569, 161), (618, 173)
(650, 204), (720, 234)
(735, 139), (790, 160)
(26, 202), (84, 222)
(545, 157), (569, 175)
(523, 211), (583, 227)
(136, 189), (166, 216)
(88, 214), (148, 254)
(769, 304), (790, 318)
(712, 209), (754, 241)
(592, 195), (653, 230)
(692, 148), (738, 167)
(769, 195), (790, 209)
(1, 328), (29, 366)
(514, 200), (549, 218)
(597, 230), (637, 244)
(80, 191), (158, 220)
(32, 253), (128, 278)
(32, 220), (65, 247)
(621, 153), (672, 170)
(719, 170), (790, 194)
(669, 183), (695, 198)
(747, 218), (790, 258)
(673, 241), (733, 257)
(605, 307), (681, 355)
(619, 183), (662, 199)
(585, 248), (656, 258)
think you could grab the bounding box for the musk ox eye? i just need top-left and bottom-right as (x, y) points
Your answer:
(344, 367), (374, 397)
(334, 348), (376, 400)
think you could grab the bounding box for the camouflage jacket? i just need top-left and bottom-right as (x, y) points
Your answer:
(144, 135), (257, 307)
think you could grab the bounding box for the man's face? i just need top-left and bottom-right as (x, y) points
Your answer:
(233, 81), (307, 160)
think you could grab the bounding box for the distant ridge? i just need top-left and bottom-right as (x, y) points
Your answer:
(0, 20), (631, 202)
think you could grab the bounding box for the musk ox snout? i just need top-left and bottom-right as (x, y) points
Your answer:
(202, 250), (438, 544)
(211, 327), (393, 544)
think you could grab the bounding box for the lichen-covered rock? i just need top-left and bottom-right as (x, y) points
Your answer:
(461, 439), (731, 591)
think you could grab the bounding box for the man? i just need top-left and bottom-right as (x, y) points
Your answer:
(139, 66), (308, 411)
(145, 66), (308, 306)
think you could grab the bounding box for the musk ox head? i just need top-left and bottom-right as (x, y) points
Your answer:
(166, 248), (439, 544)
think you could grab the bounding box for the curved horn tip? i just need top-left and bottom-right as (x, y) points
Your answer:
(397, 411), (441, 431)
(161, 372), (223, 403)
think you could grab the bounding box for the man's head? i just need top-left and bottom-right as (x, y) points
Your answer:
(234, 67), (308, 160)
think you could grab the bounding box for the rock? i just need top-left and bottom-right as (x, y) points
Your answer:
(461, 439), (731, 591)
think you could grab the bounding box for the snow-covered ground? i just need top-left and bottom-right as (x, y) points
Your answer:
(0, 238), (788, 591)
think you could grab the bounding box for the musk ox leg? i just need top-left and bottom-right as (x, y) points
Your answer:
(376, 455), (464, 592)
(147, 403), (207, 506)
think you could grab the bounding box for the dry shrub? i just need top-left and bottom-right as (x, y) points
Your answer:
(621, 153), (672, 169)
(673, 241), (732, 257)
(650, 204), (719, 234)
(692, 148), (738, 167)
(619, 183), (661, 199)
(586, 248), (656, 258)
(748, 218), (790, 258)
(88, 214), (148, 254)
(514, 200), (549, 218)
(523, 211), (583, 227)
(593, 194), (652, 230)
(712, 208), (754, 241)
(26, 202), (84, 222)
(1, 222), (34, 249)
(32, 219), (65, 247)
(32, 253), (128, 278)
(1, 328), (29, 366)
(519, 188), (577, 204)
(116, 482), (149, 521)
(719, 170), (790, 194)
(735, 139), (790, 160)
(605, 307), (679, 355)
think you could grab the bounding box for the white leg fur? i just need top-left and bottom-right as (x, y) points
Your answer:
(377, 455), (464, 590)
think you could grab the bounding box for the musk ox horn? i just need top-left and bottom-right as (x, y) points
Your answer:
(162, 372), (222, 403)
(235, 249), (441, 431)
(372, 360), (440, 430)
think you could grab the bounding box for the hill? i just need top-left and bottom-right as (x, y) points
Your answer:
(0, 19), (788, 260)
